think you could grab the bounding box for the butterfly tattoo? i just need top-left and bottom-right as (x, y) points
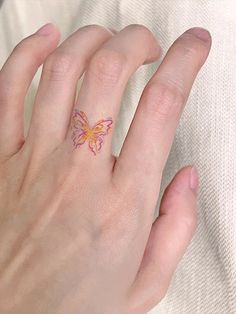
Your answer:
(71, 110), (113, 155)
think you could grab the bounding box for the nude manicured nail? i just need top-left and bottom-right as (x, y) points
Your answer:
(186, 27), (211, 42)
(189, 166), (199, 193)
(36, 23), (55, 36)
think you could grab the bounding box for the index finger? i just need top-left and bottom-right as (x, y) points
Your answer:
(113, 28), (211, 197)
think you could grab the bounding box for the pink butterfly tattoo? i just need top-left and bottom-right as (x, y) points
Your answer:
(71, 110), (113, 155)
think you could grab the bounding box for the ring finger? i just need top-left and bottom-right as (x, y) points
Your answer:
(64, 24), (161, 166)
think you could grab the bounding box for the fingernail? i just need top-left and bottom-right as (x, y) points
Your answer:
(36, 23), (55, 36)
(186, 27), (211, 42)
(189, 166), (199, 193)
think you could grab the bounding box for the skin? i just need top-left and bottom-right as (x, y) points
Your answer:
(0, 23), (211, 313)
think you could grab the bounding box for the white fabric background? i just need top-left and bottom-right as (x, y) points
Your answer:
(0, 0), (235, 313)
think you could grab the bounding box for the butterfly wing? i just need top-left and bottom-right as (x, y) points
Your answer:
(88, 136), (103, 155)
(71, 110), (90, 148)
(88, 118), (113, 154)
(71, 110), (89, 129)
(72, 130), (87, 149)
(92, 118), (113, 136)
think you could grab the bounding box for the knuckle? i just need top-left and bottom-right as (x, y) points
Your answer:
(127, 23), (153, 37)
(142, 81), (185, 123)
(12, 39), (28, 55)
(126, 24), (156, 50)
(79, 24), (103, 32)
(11, 38), (37, 62)
(10, 37), (46, 66)
(13, 36), (38, 55)
(88, 48), (126, 84)
(80, 24), (112, 37)
(43, 51), (75, 81)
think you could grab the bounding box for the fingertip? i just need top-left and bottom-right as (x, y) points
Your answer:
(185, 27), (212, 44)
(159, 166), (198, 231)
(164, 166), (198, 198)
(35, 23), (61, 43)
(144, 35), (162, 64)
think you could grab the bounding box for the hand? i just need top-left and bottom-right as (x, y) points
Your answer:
(0, 23), (211, 314)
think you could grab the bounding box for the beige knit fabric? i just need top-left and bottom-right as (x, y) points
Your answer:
(0, 0), (235, 313)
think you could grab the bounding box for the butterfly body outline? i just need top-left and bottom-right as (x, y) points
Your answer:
(71, 110), (113, 155)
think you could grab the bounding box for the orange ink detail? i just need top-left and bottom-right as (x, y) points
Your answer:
(71, 110), (113, 155)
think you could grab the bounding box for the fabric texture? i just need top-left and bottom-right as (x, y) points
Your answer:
(0, 0), (235, 313)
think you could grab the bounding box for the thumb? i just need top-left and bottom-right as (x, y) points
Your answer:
(127, 166), (199, 314)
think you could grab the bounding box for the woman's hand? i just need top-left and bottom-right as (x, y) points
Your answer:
(0, 23), (211, 314)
